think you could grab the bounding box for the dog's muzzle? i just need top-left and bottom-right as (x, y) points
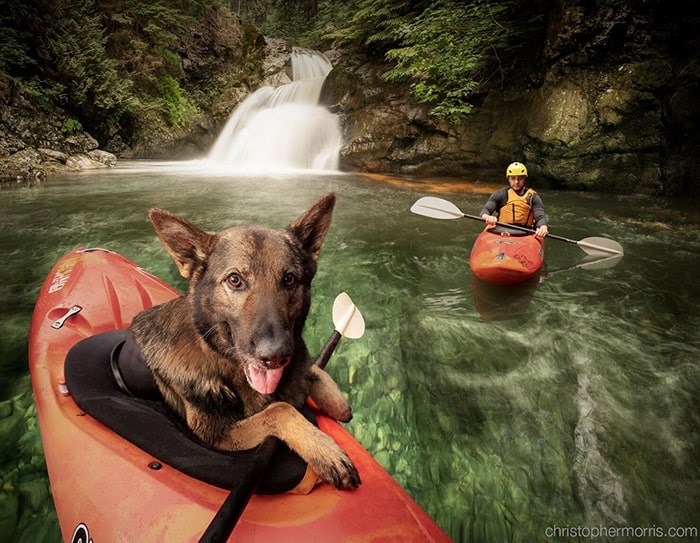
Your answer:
(244, 356), (291, 395)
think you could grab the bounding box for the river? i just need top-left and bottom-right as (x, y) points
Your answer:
(1, 162), (699, 542)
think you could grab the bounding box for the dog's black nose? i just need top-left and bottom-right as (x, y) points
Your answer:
(254, 328), (292, 368)
(260, 355), (291, 369)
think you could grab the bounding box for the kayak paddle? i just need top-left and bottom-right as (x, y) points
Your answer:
(544, 253), (624, 279)
(315, 292), (365, 370)
(410, 196), (624, 256)
(199, 292), (365, 543)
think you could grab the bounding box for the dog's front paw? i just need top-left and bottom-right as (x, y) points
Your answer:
(314, 452), (361, 490)
(308, 435), (361, 490)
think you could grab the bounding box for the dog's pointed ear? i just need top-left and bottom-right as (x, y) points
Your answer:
(148, 208), (215, 279)
(287, 192), (335, 261)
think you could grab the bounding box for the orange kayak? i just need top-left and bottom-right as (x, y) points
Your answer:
(469, 226), (544, 285)
(29, 248), (452, 543)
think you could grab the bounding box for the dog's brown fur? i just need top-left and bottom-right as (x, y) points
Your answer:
(129, 193), (360, 489)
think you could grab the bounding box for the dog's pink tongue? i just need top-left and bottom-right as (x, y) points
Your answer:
(247, 365), (285, 395)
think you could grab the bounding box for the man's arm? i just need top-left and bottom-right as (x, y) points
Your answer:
(480, 188), (507, 218)
(531, 194), (547, 227)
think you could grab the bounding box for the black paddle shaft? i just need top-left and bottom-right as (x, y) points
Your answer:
(198, 437), (277, 543)
(463, 212), (576, 245)
(315, 330), (342, 370)
(412, 197), (622, 255)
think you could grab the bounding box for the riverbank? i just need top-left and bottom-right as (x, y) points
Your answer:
(0, 85), (118, 184)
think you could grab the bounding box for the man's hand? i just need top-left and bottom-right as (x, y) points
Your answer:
(482, 214), (497, 228)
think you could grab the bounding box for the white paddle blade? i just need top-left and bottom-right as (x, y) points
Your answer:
(577, 236), (624, 256)
(332, 292), (365, 339)
(410, 197), (464, 220)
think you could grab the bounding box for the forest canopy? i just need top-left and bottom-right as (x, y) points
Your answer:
(0, 0), (520, 141)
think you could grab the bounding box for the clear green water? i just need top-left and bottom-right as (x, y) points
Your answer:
(1, 162), (699, 542)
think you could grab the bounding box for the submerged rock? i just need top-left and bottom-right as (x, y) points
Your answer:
(0, 146), (118, 184)
(0, 149), (46, 184)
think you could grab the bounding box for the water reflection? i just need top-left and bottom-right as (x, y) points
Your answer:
(471, 275), (540, 321)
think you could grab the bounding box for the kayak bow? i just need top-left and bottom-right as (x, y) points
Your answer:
(29, 247), (452, 543)
(469, 226), (545, 285)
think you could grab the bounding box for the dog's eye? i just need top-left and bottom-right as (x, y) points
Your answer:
(226, 273), (243, 289)
(282, 272), (297, 289)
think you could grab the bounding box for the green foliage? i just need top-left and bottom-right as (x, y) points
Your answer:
(13, 0), (134, 123)
(0, 0), (239, 141)
(236, 0), (320, 41)
(105, 0), (193, 88)
(158, 75), (198, 128)
(0, 1), (37, 77)
(309, 0), (514, 124)
(61, 118), (83, 134)
(383, 0), (512, 123)
(309, 0), (426, 49)
(0, 26), (34, 75)
(0, 0), (516, 137)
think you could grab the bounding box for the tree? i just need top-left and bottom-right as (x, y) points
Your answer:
(382, 0), (513, 123)
(312, 0), (515, 123)
(0, 0), (39, 80)
(31, 0), (132, 122)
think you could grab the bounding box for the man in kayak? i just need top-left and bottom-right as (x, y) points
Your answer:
(480, 161), (549, 237)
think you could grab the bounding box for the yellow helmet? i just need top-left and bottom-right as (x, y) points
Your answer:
(506, 162), (528, 177)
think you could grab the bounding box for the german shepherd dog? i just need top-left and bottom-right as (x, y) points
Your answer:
(129, 193), (360, 490)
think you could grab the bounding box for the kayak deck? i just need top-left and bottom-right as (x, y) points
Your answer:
(29, 248), (452, 542)
(469, 227), (544, 285)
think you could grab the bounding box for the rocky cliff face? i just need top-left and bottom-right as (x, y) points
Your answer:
(321, 1), (700, 196)
(0, 7), (266, 183)
(2, 2), (697, 196)
(0, 84), (117, 184)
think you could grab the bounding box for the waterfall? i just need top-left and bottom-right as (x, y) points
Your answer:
(207, 48), (341, 173)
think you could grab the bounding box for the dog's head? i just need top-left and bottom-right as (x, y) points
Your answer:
(147, 193), (335, 395)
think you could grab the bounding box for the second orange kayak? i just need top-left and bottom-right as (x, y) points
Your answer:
(469, 226), (544, 285)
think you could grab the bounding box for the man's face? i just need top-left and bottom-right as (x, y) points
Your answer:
(507, 175), (526, 191)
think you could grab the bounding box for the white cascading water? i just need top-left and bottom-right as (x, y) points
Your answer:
(207, 48), (341, 172)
